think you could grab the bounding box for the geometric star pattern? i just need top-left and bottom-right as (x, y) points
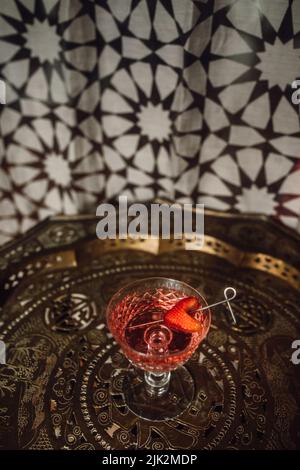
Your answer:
(0, 0), (299, 244)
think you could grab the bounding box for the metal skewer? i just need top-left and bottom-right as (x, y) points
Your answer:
(193, 287), (237, 324)
(127, 287), (237, 330)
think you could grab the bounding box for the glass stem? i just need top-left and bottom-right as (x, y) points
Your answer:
(144, 370), (171, 397)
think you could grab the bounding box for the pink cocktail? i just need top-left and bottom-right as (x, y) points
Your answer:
(106, 277), (211, 421)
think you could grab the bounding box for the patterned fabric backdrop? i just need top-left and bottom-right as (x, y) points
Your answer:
(0, 0), (300, 244)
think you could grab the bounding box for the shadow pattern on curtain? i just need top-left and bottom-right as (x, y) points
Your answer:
(0, 0), (300, 243)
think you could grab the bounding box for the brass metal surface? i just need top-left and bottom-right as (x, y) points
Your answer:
(0, 208), (299, 449)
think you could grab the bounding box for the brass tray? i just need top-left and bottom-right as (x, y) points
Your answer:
(0, 208), (299, 450)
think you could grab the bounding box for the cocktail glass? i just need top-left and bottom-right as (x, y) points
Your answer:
(106, 277), (211, 421)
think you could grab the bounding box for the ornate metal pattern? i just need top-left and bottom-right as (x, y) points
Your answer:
(0, 210), (300, 449)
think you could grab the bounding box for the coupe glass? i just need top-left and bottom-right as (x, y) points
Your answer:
(106, 277), (211, 421)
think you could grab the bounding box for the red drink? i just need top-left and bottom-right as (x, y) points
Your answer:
(106, 277), (212, 421)
(108, 287), (210, 373)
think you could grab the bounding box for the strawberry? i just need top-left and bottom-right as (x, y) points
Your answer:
(163, 296), (202, 333)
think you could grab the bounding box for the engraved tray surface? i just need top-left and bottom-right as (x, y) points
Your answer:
(0, 209), (299, 450)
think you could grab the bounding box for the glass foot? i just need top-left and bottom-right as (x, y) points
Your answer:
(122, 366), (195, 421)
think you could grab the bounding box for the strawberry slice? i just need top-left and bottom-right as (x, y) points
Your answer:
(164, 296), (202, 333)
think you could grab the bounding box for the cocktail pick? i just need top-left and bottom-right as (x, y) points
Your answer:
(127, 287), (237, 330)
(192, 287), (237, 324)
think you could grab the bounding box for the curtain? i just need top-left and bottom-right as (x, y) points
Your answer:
(0, 0), (299, 244)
